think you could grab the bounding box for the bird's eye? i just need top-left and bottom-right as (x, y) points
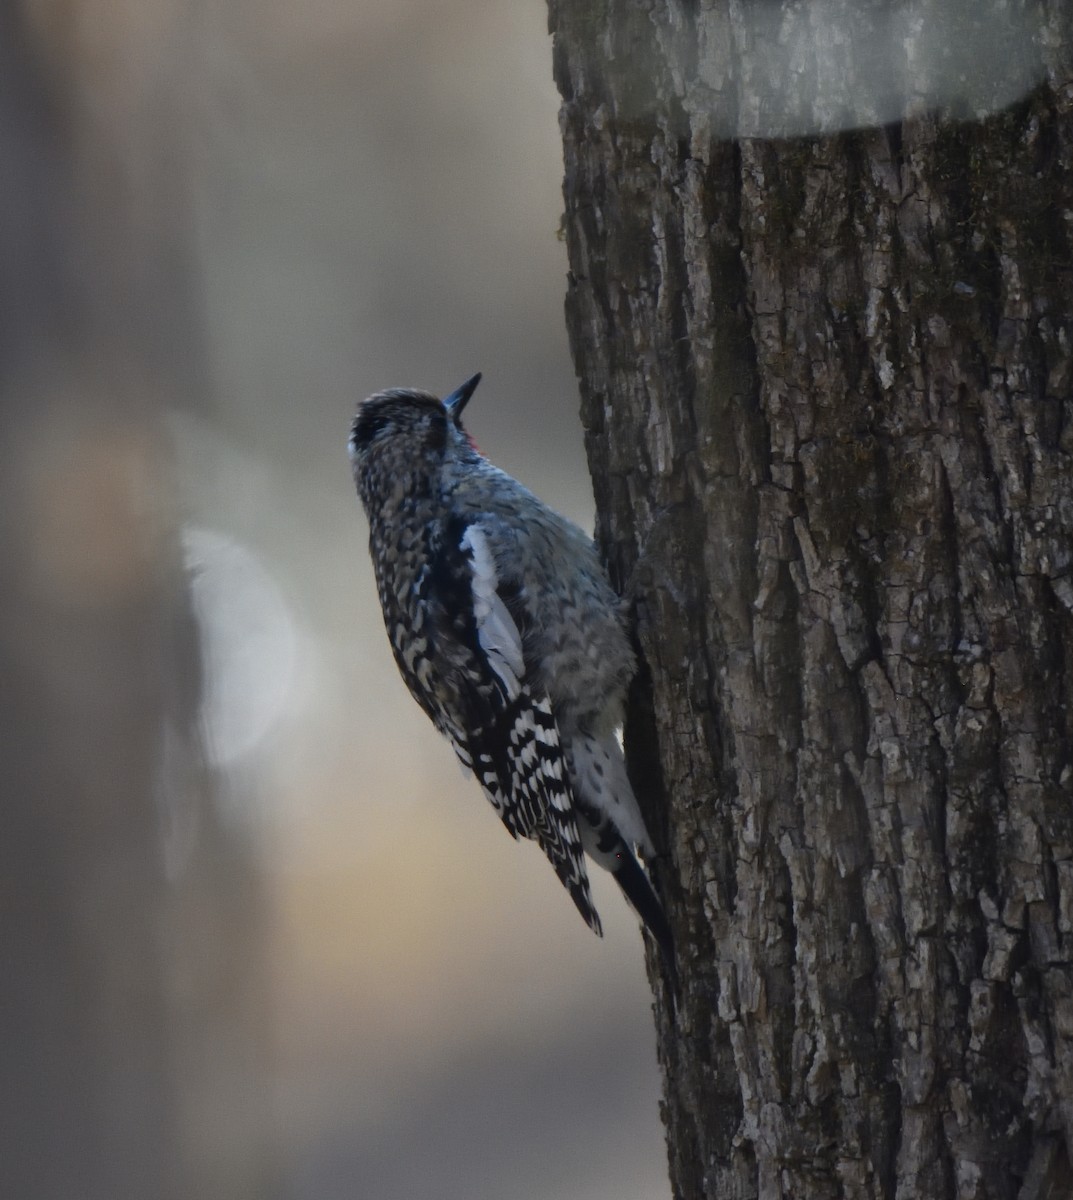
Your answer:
(351, 409), (387, 449)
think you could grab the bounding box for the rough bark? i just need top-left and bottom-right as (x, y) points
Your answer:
(549, 2), (1073, 1197)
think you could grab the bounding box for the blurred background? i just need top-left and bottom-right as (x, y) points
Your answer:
(0, 2), (666, 1199)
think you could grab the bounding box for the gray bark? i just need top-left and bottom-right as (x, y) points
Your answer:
(549, 2), (1073, 1197)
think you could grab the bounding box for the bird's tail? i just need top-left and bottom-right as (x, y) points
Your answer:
(579, 809), (678, 1003)
(610, 840), (678, 999)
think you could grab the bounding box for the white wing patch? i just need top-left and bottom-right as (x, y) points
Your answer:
(461, 524), (525, 700)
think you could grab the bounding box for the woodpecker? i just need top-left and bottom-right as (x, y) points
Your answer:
(348, 373), (672, 969)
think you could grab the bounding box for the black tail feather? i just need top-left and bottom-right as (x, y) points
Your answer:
(612, 844), (679, 1007)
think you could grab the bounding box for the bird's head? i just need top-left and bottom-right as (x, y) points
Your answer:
(348, 373), (482, 469)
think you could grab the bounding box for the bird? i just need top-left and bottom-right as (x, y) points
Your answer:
(348, 372), (673, 972)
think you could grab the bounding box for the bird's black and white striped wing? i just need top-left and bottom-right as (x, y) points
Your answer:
(427, 519), (601, 936)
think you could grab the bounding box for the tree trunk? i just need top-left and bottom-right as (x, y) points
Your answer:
(0, 7), (274, 1197)
(549, 2), (1073, 1197)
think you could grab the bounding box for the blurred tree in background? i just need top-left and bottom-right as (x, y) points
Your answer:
(0, 6), (274, 1198)
(550, 1), (1073, 1196)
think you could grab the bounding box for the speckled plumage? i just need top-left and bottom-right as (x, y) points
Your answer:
(348, 374), (671, 958)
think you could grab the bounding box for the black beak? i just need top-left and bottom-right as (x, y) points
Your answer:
(443, 373), (482, 421)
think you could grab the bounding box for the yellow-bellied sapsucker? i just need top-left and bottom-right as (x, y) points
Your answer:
(349, 373), (672, 965)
